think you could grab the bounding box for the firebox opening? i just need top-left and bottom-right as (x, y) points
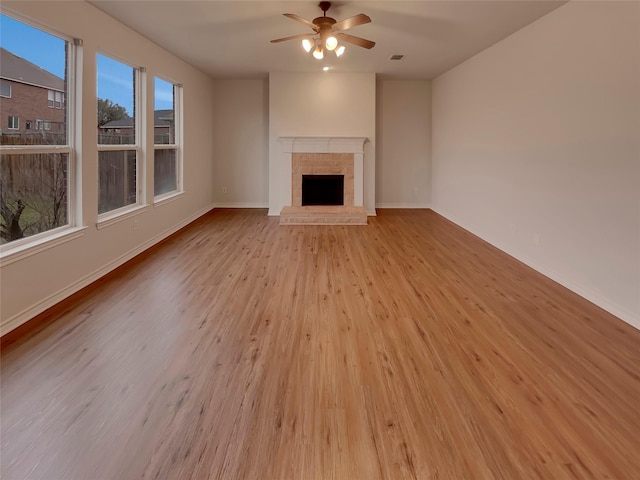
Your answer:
(302, 175), (344, 206)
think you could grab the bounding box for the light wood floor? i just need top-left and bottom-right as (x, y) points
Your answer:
(2, 209), (639, 480)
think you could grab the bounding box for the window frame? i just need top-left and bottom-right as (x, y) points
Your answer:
(0, 80), (11, 98)
(153, 77), (183, 202)
(96, 53), (145, 223)
(0, 17), (81, 259)
(55, 91), (62, 108)
(7, 115), (19, 129)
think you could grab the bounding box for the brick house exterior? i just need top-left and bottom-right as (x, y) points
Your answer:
(0, 47), (65, 143)
(99, 109), (175, 144)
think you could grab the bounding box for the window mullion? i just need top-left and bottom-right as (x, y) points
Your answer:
(97, 144), (137, 152)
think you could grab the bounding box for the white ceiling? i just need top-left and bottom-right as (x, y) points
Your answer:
(88, 0), (566, 79)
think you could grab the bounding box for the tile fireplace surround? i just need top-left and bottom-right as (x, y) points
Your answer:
(279, 137), (368, 225)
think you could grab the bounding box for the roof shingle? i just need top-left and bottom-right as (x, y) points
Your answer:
(0, 47), (64, 91)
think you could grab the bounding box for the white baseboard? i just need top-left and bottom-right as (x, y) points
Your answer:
(376, 203), (431, 209)
(430, 206), (640, 331)
(1, 204), (214, 336)
(214, 202), (268, 209)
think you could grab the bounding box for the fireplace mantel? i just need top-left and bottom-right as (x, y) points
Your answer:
(279, 137), (367, 155)
(279, 137), (366, 208)
(278, 137), (368, 225)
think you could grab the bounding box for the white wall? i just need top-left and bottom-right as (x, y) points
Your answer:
(268, 72), (376, 215)
(212, 79), (269, 207)
(376, 80), (431, 208)
(1, 1), (215, 333)
(211, 77), (432, 212)
(432, 1), (640, 327)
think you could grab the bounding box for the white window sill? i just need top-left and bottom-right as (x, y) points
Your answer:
(0, 226), (88, 267)
(96, 204), (150, 230)
(154, 190), (184, 207)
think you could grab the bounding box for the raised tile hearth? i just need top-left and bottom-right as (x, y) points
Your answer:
(280, 206), (367, 225)
(279, 137), (367, 226)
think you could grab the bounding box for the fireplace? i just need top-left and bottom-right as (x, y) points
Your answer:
(278, 137), (368, 225)
(302, 175), (344, 206)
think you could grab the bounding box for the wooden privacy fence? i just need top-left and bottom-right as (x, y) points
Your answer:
(1, 134), (176, 239)
(98, 150), (137, 214)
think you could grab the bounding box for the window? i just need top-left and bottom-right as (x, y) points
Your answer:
(0, 14), (73, 247)
(48, 90), (64, 108)
(97, 53), (140, 215)
(0, 80), (11, 98)
(154, 77), (181, 198)
(43, 120), (51, 131)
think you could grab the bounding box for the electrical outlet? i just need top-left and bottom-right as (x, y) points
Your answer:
(412, 186), (418, 194)
(222, 186), (227, 194)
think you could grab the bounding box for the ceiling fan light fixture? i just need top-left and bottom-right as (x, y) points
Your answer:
(272, 2), (374, 58)
(302, 38), (313, 52)
(325, 35), (338, 51)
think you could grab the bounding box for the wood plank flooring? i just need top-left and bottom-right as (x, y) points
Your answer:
(1, 208), (639, 480)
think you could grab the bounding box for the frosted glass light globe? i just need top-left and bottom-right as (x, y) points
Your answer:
(325, 36), (338, 51)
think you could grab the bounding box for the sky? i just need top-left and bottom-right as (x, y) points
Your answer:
(1, 13), (173, 117)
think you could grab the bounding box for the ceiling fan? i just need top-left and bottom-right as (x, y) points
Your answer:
(271, 1), (375, 60)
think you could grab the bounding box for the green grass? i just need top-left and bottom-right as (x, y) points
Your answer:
(0, 194), (66, 243)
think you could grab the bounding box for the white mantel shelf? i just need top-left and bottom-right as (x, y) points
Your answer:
(279, 137), (367, 154)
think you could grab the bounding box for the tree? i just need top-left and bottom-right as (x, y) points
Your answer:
(0, 196), (26, 243)
(0, 152), (68, 244)
(97, 98), (128, 126)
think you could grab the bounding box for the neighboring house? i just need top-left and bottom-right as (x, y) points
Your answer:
(0, 47), (65, 142)
(99, 109), (174, 144)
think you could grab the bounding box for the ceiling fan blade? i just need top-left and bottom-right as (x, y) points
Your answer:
(332, 13), (371, 31)
(283, 13), (319, 32)
(336, 33), (375, 49)
(271, 33), (314, 44)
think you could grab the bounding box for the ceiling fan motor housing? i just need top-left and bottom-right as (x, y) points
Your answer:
(313, 17), (336, 29)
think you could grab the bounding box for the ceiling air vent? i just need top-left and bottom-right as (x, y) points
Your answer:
(389, 54), (405, 60)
